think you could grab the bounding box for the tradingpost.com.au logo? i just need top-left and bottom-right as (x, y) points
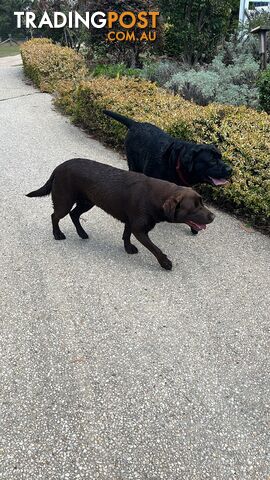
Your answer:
(14, 11), (160, 42)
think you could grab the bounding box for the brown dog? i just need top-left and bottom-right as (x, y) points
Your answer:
(26, 158), (215, 270)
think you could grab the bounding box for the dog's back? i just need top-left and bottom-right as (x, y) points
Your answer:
(103, 110), (173, 174)
(50, 158), (176, 222)
(125, 123), (173, 174)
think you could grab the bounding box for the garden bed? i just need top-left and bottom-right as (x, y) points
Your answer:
(21, 39), (270, 233)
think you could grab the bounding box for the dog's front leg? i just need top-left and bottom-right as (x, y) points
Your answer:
(132, 230), (172, 270)
(122, 224), (138, 254)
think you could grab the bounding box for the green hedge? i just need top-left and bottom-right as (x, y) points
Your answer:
(258, 68), (270, 114)
(21, 40), (270, 233)
(21, 38), (87, 92)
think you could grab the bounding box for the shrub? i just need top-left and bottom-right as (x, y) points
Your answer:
(91, 63), (139, 79)
(141, 60), (180, 86)
(22, 40), (270, 232)
(62, 77), (207, 146)
(166, 52), (260, 108)
(258, 68), (270, 114)
(21, 38), (87, 92)
(215, 33), (261, 65)
(56, 76), (270, 231)
(166, 70), (220, 105)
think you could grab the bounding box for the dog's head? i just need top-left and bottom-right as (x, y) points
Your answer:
(176, 143), (232, 186)
(163, 188), (215, 232)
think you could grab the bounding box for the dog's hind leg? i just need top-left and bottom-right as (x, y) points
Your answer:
(70, 199), (94, 239)
(51, 195), (75, 241)
(122, 223), (138, 254)
(51, 210), (70, 240)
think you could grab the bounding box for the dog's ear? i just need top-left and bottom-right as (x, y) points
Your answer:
(201, 143), (222, 159)
(181, 146), (200, 173)
(209, 143), (219, 152)
(162, 142), (176, 168)
(209, 144), (222, 158)
(163, 194), (183, 221)
(182, 143), (221, 173)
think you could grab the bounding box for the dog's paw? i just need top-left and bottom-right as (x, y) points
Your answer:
(54, 232), (66, 240)
(159, 256), (172, 271)
(125, 244), (138, 254)
(79, 231), (89, 239)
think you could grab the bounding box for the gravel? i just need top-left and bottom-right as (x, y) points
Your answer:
(0, 55), (269, 480)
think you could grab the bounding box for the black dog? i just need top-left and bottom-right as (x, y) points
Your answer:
(26, 158), (215, 270)
(104, 110), (231, 233)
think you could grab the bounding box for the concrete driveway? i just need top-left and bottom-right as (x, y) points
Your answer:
(0, 55), (269, 480)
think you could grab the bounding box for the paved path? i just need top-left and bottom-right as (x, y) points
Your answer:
(0, 55), (269, 480)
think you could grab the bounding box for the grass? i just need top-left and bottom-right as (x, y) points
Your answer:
(0, 44), (21, 58)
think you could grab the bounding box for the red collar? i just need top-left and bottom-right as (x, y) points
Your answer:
(176, 157), (190, 186)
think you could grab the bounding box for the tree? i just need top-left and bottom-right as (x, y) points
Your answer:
(26, 0), (82, 47)
(81, 0), (163, 67)
(0, 0), (30, 39)
(159, 0), (239, 64)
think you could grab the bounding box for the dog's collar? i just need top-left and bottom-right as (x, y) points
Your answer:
(176, 157), (190, 187)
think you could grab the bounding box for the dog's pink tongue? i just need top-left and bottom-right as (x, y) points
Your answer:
(193, 223), (206, 231)
(209, 177), (228, 186)
(186, 221), (206, 231)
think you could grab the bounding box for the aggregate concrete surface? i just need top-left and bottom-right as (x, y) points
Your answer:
(0, 55), (269, 480)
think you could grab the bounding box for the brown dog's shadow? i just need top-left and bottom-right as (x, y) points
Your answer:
(48, 218), (154, 270)
(48, 216), (180, 272)
(35, 203), (213, 273)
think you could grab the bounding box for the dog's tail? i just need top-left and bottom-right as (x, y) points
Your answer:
(26, 173), (54, 197)
(103, 110), (136, 129)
